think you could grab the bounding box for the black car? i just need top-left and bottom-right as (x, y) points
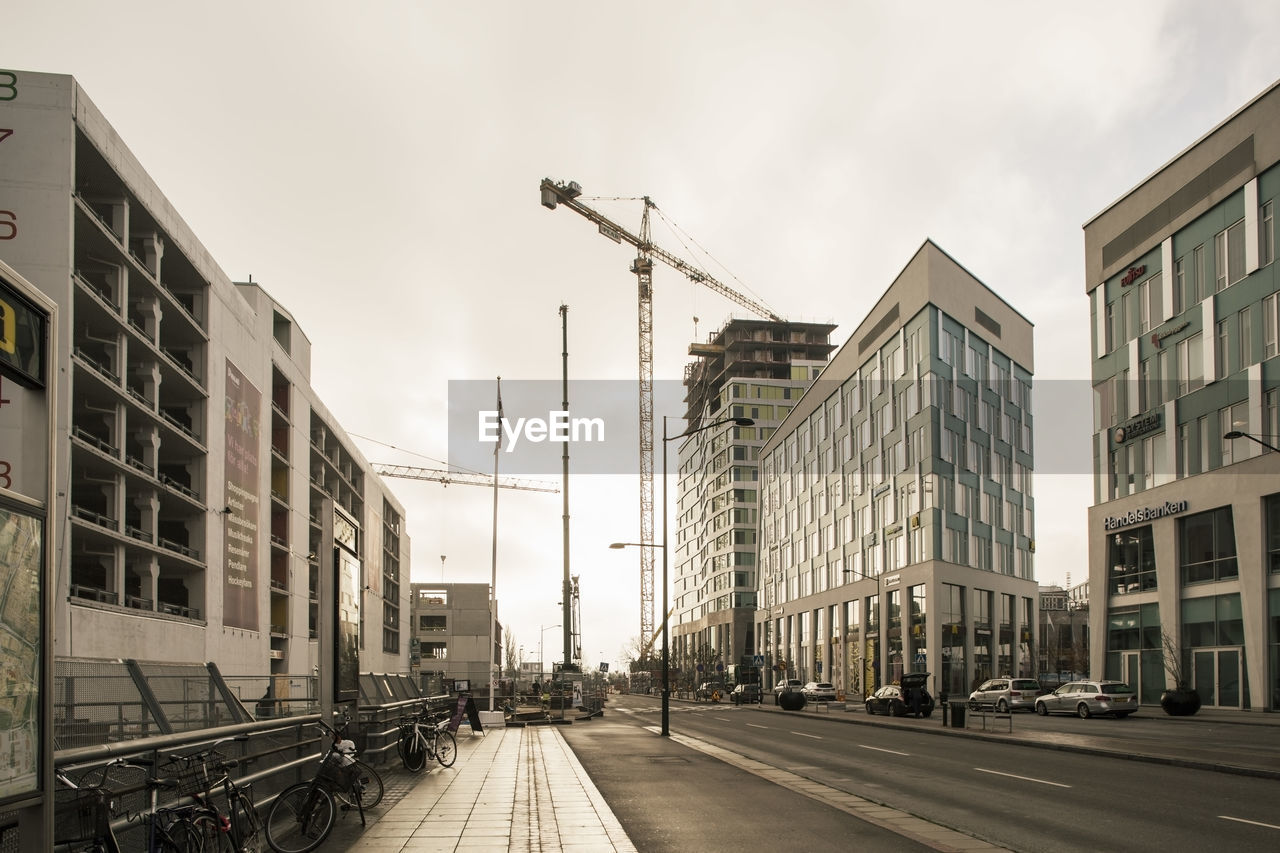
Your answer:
(865, 672), (935, 717)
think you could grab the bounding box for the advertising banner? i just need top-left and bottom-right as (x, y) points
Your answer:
(223, 360), (261, 630)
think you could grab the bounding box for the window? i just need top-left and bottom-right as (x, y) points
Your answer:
(1176, 333), (1203, 396)
(1239, 307), (1253, 369)
(1179, 507), (1238, 585)
(1214, 219), (1246, 291)
(1138, 277), (1162, 334)
(1193, 244), (1206, 304)
(1142, 436), (1155, 489)
(1267, 494), (1280, 574)
(419, 614), (447, 631)
(1105, 301), (1117, 353)
(1265, 294), (1278, 359)
(1262, 200), (1275, 267)
(1174, 258), (1185, 314)
(1220, 401), (1248, 465)
(1216, 319), (1230, 376)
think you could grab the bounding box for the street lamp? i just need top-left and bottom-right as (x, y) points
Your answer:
(540, 624), (560, 686)
(1223, 430), (1280, 453)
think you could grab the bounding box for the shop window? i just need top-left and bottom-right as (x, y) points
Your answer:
(1110, 525), (1157, 594)
(1179, 507), (1238, 585)
(1181, 593), (1243, 647)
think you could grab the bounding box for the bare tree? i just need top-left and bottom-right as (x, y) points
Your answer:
(504, 632), (521, 680)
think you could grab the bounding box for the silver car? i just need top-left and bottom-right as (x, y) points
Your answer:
(801, 681), (837, 702)
(968, 677), (1043, 713)
(1034, 680), (1138, 718)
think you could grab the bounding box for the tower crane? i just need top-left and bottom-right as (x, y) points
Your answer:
(539, 177), (783, 646)
(372, 464), (558, 493)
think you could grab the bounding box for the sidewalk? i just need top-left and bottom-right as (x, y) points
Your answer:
(329, 723), (636, 852)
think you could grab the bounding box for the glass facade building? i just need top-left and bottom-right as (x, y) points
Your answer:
(756, 241), (1039, 700)
(1084, 78), (1280, 711)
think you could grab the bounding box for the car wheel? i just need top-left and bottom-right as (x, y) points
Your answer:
(865, 702), (875, 715)
(997, 699), (1009, 713)
(1077, 702), (1092, 719)
(1035, 702), (1048, 716)
(889, 701), (905, 717)
(968, 700), (980, 711)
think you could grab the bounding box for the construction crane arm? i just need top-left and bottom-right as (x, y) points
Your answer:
(540, 178), (783, 322)
(372, 464), (558, 493)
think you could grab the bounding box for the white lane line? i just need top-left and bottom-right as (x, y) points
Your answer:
(746, 723), (769, 729)
(714, 717), (732, 722)
(791, 731), (822, 740)
(1220, 815), (1280, 830)
(859, 744), (909, 756)
(975, 767), (1071, 788)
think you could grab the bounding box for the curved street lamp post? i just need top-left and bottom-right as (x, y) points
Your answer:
(612, 415), (752, 736)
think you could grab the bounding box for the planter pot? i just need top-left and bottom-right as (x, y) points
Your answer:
(778, 690), (807, 711)
(1159, 687), (1201, 716)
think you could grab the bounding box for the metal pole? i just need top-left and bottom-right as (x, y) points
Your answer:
(661, 415), (670, 736)
(561, 305), (573, 672)
(490, 378), (501, 712)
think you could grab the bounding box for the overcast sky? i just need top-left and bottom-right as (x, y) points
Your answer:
(11, 1), (1280, 673)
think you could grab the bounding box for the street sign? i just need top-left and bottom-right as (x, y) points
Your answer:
(817, 661), (822, 673)
(715, 663), (724, 672)
(599, 663), (609, 672)
(753, 654), (764, 667)
(914, 653), (926, 663)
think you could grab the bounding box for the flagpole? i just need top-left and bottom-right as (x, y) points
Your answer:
(490, 376), (501, 713)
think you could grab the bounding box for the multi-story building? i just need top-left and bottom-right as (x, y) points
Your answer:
(0, 70), (410, 687)
(1038, 583), (1089, 684)
(670, 319), (835, 679)
(757, 240), (1039, 701)
(409, 583), (501, 694)
(1084, 78), (1280, 711)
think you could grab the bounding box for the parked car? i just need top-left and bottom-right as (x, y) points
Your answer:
(1034, 680), (1138, 718)
(773, 679), (803, 703)
(865, 673), (935, 717)
(802, 681), (837, 702)
(730, 683), (761, 705)
(696, 682), (730, 702)
(968, 677), (1044, 713)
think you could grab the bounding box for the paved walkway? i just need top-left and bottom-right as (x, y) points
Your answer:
(333, 724), (635, 852)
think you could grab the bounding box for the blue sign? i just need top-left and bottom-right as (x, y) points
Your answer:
(817, 661), (823, 673)
(753, 654), (764, 667)
(715, 663), (724, 672)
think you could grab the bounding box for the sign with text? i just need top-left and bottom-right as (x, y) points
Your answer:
(223, 360), (261, 630)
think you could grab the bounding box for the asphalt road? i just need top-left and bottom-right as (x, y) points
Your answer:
(566, 695), (1280, 852)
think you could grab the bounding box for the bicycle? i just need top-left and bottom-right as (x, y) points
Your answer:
(165, 739), (265, 852)
(54, 759), (202, 853)
(262, 717), (369, 853)
(398, 707), (457, 771)
(328, 712), (382, 812)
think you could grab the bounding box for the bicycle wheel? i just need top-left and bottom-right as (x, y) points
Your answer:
(333, 759), (384, 810)
(434, 730), (457, 768)
(231, 789), (265, 852)
(156, 812), (206, 853)
(190, 811), (234, 853)
(264, 782), (335, 853)
(401, 729), (427, 772)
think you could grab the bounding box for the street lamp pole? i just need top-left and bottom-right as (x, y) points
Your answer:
(1223, 430), (1280, 453)
(540, 624), (560, 686)
(613, 415), (751, 736)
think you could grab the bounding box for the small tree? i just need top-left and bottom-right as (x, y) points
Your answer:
(1161, 630), (1189, 689)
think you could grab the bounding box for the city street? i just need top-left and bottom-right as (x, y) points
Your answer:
(562, 694), (1280, 852)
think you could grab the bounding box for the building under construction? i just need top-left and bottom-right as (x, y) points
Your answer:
(670, 318), (835, 685)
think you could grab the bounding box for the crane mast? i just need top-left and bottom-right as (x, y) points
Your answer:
(540, 177), (782, 649)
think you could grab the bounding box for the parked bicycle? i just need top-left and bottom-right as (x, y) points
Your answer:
(397, 708), (456, 771)
(328, 712), (383, 812)
(54, 758), (202, 853)
(263, 716), (372, 852)
(164, 738), (265, 852)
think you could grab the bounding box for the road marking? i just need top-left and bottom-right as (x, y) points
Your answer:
(746, 723), (769, 729)
(974, 768), (1071, 788)
(859, 744), (910, 756)
(1219, 815), (1280, 830)
(791, 731), (822, 739)
(714, 717), (731, 722)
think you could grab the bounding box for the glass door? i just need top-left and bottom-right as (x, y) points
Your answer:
(1192, 648), (1242, 708)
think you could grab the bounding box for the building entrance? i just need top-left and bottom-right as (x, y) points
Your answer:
(1193, 648), (1242, 708)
